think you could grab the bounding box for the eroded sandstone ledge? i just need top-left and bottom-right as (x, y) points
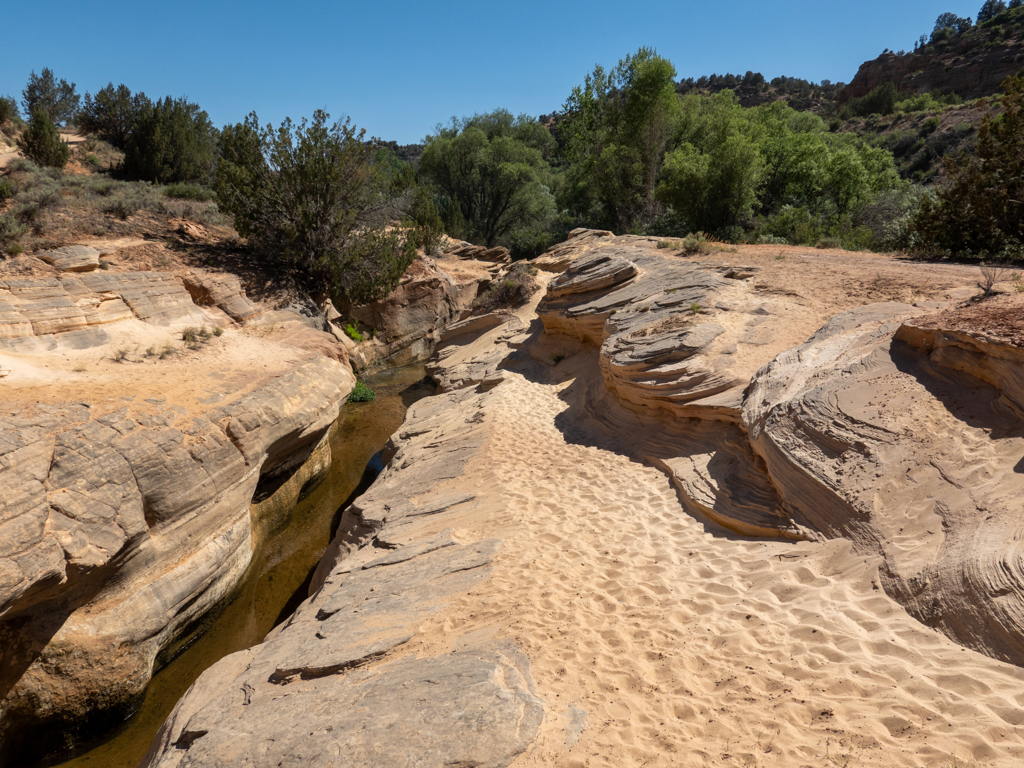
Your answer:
(142, 232), (1024, 767)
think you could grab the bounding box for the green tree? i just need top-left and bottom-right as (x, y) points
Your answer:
(559, 47), (679, 232)
(913, 73), (1024, 256)
(216, 110), (416, 308)
(419, 109), (556, 247)
(978, 0), (1007, 23)
(657, 91), (764, 233)
(78, 83), (152, 148)
(17, 107), (70, 168)
(21, 68), (79, 126)
(122, 96), (218, 184)
(0, 96), (18, 127)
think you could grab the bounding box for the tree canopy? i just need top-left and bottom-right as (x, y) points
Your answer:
(419, 110), (556, 247)
(78, 83), (152, 148)
(121, 96), (218, 184)
(21, 68), (79, 126)
(558, 47), (679, 232)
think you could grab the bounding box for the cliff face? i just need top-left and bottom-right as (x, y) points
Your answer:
(840, 12), (1024, 102)
(0, 264), (357, 764)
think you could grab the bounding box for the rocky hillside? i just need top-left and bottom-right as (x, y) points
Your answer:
(841, 6), (1024, 102)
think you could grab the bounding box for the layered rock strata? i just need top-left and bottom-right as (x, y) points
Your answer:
(140, 385), (542, 768)
(144, 237), (1024, 767)
(534, 232), (1024, 667)
(0, 356), (354, 762)
(346, 257), (488, 371)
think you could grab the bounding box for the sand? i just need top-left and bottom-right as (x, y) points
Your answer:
(360, 264), (1024, 768)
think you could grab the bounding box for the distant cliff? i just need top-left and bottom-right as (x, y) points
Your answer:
(841, 7), (1024, 102)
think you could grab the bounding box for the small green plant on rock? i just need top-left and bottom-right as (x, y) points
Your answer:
(690, 301), (703, 314)
(344, 323), (363, 343)
(348, 380), (376, 402)
(551, 352), (566, 364)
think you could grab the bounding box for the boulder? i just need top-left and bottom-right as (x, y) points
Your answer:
(182, 272), (263, 323)
(348, 258), (487, 371)
(35, 245), (101, 272)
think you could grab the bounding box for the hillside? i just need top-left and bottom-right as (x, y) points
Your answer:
(841, 5), (1024, 102)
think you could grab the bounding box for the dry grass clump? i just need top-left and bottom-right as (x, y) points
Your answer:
(473, 262), (539, 312)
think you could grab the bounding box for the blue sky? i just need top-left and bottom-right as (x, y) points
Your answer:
(0, 1), (985, 144)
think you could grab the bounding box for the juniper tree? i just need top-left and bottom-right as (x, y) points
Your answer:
(17, 107), (70, 168)
(216, 110), (416, 308)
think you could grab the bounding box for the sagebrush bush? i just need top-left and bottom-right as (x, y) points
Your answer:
(163, 182), (214, 201)
(681, 231), (713, 255)
(473, 263), (539, 312)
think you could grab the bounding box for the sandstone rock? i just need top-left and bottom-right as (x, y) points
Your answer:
(182, 272), (263, 322)
(142, 384), (541, 768)
(0, 357), (355, 762)
(348, 257), (486, 371)
(744, 301), (1024, 665)
(35, 245), (101, 272)
(532, 228), (613, 272)
(142, 645), (541, 768)
(0, 272), (211, 349)
(443, 241), (513, 264)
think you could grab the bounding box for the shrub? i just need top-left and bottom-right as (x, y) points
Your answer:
(473, 262), (539, 311)
(344, 323), (363, 343)
(122, 96), (218, 184)
(838, 82), (899, 120)
(347, 381), (376, 402)
(816, 236), (841, 249)
(681, 231), (712, 254)
(182, 326), (214, 348)
(163, 182), (214, 201)
(0, 95), (18, 126)
(0, 180), (12, 202)
(103, 197), (138, 220)
(756, 234), (788, 245)
(17, 108), (70, 168)
(978, 261), (1009, 294)
(217, 110), (416, 308)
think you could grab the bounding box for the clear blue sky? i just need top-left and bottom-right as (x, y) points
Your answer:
(0, 1), (985, 144)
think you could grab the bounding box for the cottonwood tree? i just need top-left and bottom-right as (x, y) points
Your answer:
(22, 68), (79, 126)
(559, 47), (679, 232)
(216, 110), (416, 308)
(419, 110), (556, 247)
